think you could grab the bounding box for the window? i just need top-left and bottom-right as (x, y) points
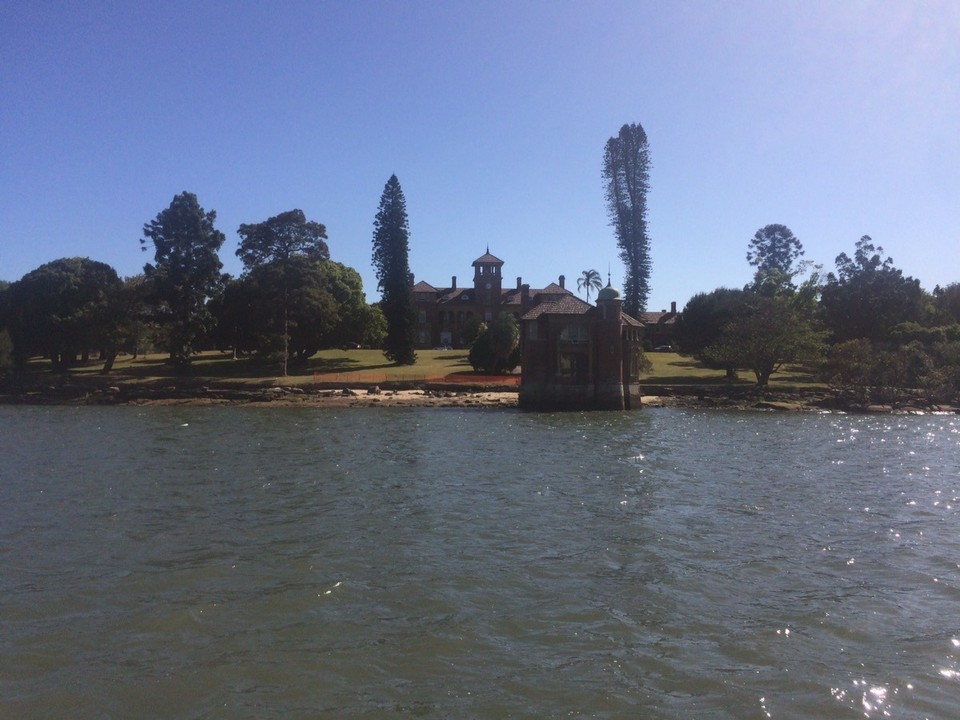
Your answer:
(560, 325), (588, 344)
(526, 323), (538, 341)
(559, 352), (589, 383)
(418, 310), (426, 324)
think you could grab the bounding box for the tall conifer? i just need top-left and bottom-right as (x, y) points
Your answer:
(371, 175), (416, 365)
(602, 123), (652, 318)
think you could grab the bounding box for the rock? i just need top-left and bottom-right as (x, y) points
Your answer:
(367, 386), (381, 395)
(342, 388), (358, 396)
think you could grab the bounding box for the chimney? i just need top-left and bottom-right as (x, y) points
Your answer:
(671, 301), (677, 314)
(516, 276), (522, 290)
(408, 272), (414, 286)
(559, 274), (565, 289)
(521, 283), (530, 309)
(451, 275), (457, 289)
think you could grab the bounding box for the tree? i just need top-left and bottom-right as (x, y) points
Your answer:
(98, 275), (153, 372)
(747, 224), (804, 279)
(140, 192), (225, 365)
(372, 174), (416, 365)
(237, 209), (330, 375)
(316, 260), (375, 349)
(820, 236), (925, 344)
(933, 283), (960, 324)
(674, 288), (749, 378)
(5, 257), (121, 369)
(603, 122), (652, 318)
(468, 312), (520, 374)
(211, 258), (338, 364)
(704, 294), (824, 387)
(577, 269), (603, 303)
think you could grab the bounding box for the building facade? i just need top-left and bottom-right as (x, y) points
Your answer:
(518, 283), (645, 411)
(411, 250), (574, 349)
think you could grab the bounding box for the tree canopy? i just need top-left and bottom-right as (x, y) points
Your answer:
(602, 122), (652, 318)
(747, 224), (804, 275)
(820, 236), (925, 344)
(372, 174), (416, 365)
(140, 192), (225, 365)
(4, 257), (121, 369)
(236, 209), (330, 375)
(468, 312), (520, 374)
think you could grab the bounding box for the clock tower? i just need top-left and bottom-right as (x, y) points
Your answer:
(472, 248), (504, 315)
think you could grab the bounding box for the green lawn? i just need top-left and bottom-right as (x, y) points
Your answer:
(643, 351), (821, 387)
(32, 348), (820, 389)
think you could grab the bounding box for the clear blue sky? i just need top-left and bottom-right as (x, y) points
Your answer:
(2, 0), (958, 312)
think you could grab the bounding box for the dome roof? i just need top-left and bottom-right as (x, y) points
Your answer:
(597, 282), (621, 301)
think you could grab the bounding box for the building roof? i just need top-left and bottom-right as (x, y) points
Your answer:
(412, 280), (438, 293)
(640, 310), (677, 326)
(597, 282), (621, 301)
(621, 312), (645, 327)
(520, 295), (592, 320)
(472, 251), (505, 266)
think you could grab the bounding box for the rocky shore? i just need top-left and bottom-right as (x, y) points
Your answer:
(2, 377), (957, 413)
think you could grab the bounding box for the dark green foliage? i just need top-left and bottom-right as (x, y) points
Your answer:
(98, 275), (153, 372)
(236, 209), (330, 375)
(702, 294), (824, 387)
(317, 260), (378, 349)
(237, 209), (329, 268)
(675, 288), (749, 376)
(461, 316), (483, 346)
(823, 338), (960, 407)
(820, 236), (924, 343)
(5, 257), (121, 369)
(821, 339), (874, 404)
(468, 313), (520, 374)
(357, 304), (387, 349)
(932, 283), (960, 324)
(747, 224), (804, 275)
(210, 258), (338, 362)
(372, 175), (416, 365)
(603, 123), (652, 318)
(0, 329), (12, 377)
(140, 192), (225, 365)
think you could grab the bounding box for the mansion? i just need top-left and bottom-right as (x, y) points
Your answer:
(411, 250), (676, 351)
(411, 250), (573, 349)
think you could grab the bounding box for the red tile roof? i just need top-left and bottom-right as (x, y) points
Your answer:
(520, 295), (592, 320)
(472, 252), (505, 265)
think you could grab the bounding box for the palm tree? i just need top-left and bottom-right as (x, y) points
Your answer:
(577, 269), (602, 303)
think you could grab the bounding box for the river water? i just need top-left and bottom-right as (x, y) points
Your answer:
(1, 406), (958, 719)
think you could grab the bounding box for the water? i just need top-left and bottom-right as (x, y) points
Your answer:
(1, 406), (959, 719)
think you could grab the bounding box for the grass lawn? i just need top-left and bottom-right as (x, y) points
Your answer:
(642, 351), (819, 387)
(29, 348), (821, 389)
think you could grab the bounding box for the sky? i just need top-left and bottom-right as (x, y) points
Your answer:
(2, 0), (958, 312)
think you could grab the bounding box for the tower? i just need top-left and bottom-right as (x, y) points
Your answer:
(595, 281), (626, 410)
(472, 248), (504, 317)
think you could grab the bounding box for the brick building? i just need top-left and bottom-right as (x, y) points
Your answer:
(518, 281), (644, 410)
(411, 250), (575, 349)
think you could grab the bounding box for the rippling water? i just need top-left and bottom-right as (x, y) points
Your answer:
(1, 406), (959, 718)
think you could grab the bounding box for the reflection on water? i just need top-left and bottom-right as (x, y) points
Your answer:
(1, 407), (958, 718)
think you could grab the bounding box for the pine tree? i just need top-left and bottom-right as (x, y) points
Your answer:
(371, 175), (416, 365)
(602, 123), (652, 318)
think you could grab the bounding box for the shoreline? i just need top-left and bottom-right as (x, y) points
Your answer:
(1, 379), (957, 413)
